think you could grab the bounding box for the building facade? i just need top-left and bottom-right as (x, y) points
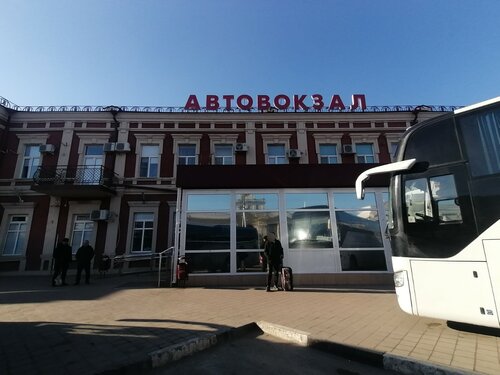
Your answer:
(0, 96), (456, 286)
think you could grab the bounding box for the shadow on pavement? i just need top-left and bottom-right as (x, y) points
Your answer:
(146, 329), (396, 375)
(0, 319), (232, 375)
(0, 274), (159, 304)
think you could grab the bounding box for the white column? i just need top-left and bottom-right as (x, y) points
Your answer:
(296, 122), (308, 164)
(246, 122), (256, 164)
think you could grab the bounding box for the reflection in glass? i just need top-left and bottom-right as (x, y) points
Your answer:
(429, 175), (462, 223)
(237, 252), (265, 272)
(405, 178), (433, 223)
(437, 200), (462, 222)
(185, 252), (230, 273)
(186, 213), (230, 250)
(236, 212), (279, 249)
(340, 250), (387, 271)
(236, 193), (278, 211)
(285, 193), (328, 210)
(287, 211), (333, 248)
(187, 194), (231, 211)
(334, 193), (377, 210)
(336, 211), (382, 248)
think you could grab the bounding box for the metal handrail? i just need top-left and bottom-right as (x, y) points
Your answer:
(0, 96), (461, 114)
(157, 247), (174, 287)
(33, 165), (117, 186)
(113, 252), (158, 275)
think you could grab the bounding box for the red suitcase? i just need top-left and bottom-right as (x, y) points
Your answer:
(281, 266), (293, 291)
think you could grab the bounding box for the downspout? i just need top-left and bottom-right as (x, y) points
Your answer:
(172, 187), (182, 285)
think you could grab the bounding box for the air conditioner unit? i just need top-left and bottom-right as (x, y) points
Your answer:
(234, 143), (248, 152)
(39, 144), (56, 154)
(114, 142), (131, 152)
(342, 144), (355, 154)
(103, 143), (115, 152)
(90, 209), (110, 221)
(287, 149), (302, 158)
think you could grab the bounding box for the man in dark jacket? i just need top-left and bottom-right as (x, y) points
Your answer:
(74, 240), (94, 285)
(264, 232), (283, 292)
(52, 238), (72, 286)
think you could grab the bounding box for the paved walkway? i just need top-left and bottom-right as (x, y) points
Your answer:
(0, 274), (499, 374)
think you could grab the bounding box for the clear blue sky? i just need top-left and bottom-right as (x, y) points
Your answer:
(1, 0), (499, 108)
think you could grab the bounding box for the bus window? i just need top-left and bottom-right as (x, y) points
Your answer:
(405, 178), (433, 223)
(404, 118), (461, 166)
(458, 107), (500, 177)
(429, 175), (462, 223)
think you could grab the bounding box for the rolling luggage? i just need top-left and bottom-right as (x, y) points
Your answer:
(281, 266), (293, 291)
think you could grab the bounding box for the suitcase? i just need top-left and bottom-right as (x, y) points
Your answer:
(281, 266), (293, 291)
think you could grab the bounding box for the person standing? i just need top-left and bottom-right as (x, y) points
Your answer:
(52, 238), (72, 286)
(264, 232), (283, 292)
(74, 240), (94, 285)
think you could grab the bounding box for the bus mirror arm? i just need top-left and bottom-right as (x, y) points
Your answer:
(355, 159), (417, 200)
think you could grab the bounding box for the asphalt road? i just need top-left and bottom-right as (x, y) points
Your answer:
(149, 331), (400, 375)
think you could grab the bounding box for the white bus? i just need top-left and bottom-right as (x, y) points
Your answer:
(356, 97), (500, 328)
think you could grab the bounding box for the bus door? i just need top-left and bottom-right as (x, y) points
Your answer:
(402, 165), (500, 325)
(403, 164), (476, 258)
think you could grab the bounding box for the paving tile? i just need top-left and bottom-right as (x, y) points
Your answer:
(1, 275), (500, 375)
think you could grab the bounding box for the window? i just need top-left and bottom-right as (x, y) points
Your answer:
(267, 144), (286, 164)
(214, 144), (234, 165)
(355, 143), (375, 163)
(430, 175), (462, 223)
(404, 119), (460, 167)
(405, 175), (462, 224)
(334, 193), (383, 248)
(178, 144), (197, 165)
(319, 144), (338, 164)
(140, 145), (159, 177)
(286, 193), (332, 249)
(185, 193), (231, 273)
(2, 216), (27, 255)
(132, 213), (154, 252)
(80, 144), (104, 184)
(21, 145), (40, 179)
(458, 107), (500, 176)
(405, 178), (433, 223)
(389, 142), (399, 161)
(71, 215), (94, 253)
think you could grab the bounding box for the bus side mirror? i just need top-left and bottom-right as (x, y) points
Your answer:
(356, 159), (417, 199)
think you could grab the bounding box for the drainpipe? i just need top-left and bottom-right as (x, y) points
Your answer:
(172, 187), (182, 285)
(410, 105), (432, 126)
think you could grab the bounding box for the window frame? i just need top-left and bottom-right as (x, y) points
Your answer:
(0, 203), (35, 265)
(134, 134), (165, 179)
(313, 134), (343, 164)
(15, 134), (49, 180)
(178, 144), (198, 165)
(70, 214), (95, 254)
(350, 133), (380, 164)
(126, 202), (160, 255)
(213, 144), (235, 165)
(139, 144), (160, 178)
(262, 134), (291, 165)
(385, 134), (402, 162)
(131, 212), (155, 253)
(21, 144), (41, 179)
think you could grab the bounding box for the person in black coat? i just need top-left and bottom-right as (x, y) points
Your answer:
(52, 238), (72, 286)
(264, 232), (283, 292)
(74, 240), (94, 285)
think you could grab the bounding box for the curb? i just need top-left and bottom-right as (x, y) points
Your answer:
(149, 322), (258, 368)
(99, 321), (476, 375)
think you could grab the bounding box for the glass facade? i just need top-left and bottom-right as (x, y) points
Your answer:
(182, 189), (389, 274)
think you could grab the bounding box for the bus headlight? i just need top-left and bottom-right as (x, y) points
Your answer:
(394, 271), (406, 287)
